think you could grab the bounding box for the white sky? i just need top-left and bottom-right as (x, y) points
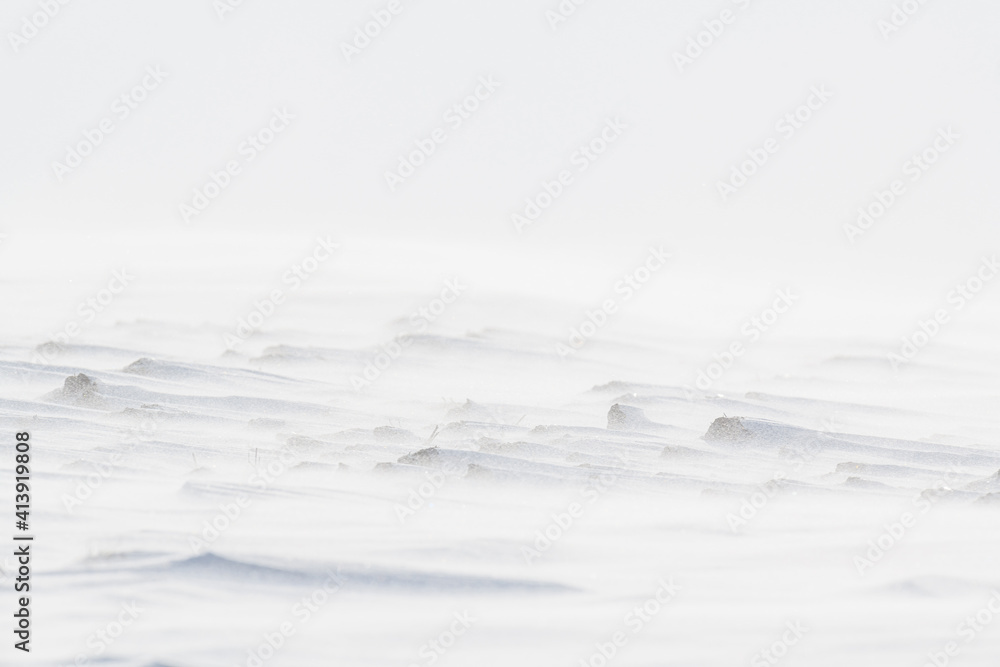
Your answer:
(1, 0), (998, 338)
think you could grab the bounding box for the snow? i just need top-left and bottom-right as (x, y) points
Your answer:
(3, 0), (1000, 664)
(0, 243), (998, 665)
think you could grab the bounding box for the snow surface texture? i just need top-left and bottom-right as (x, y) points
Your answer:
(2, 273), (999, 666)
(3, 0), (1000, 665)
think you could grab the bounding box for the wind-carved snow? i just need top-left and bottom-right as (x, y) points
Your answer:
(0, 306), (998, 667)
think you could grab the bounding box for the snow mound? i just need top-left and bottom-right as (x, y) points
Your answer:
(607, 403), (661, 432)
(703, 416), (751, 443)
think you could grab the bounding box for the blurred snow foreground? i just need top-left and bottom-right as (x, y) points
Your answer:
(3, 319), (1000, 667)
